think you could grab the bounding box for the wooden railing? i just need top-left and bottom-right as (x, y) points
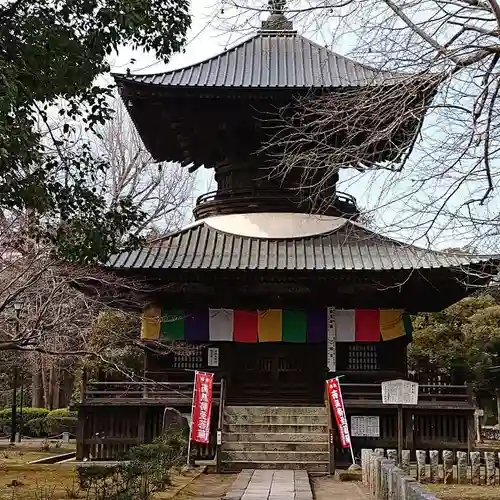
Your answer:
(193, 187), (359, 219)
(341, 383), (474, 408)
(82, 381), (222, 406)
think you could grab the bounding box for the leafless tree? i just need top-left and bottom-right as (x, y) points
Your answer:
(0, 97), (197, 408)
(212, 0), (500, 252)
(0, 220), (162, 407)
(95, 98), (195, 234)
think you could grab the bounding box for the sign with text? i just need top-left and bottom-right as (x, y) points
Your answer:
(327, 377), (351, 448)
(207, 347), (219, 367)
(350, 416), (380, 437)
(327, 307), (336, 372)
(190, 371), (214, 444)
(381, 379), (418, 406)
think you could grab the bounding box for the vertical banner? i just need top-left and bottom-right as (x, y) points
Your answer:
(326, 377), (355, 464)
(327, 307), (336, 372)
(190, 371), (214, 444)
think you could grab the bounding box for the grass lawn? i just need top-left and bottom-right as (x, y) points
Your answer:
(427, 485), (500, 500)
(0, 443), (76, 466)
(0, 456), (203, 500)
(0, 464), (79, 500)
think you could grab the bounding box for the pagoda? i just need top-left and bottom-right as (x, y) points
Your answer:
(75, 5), (497, 471)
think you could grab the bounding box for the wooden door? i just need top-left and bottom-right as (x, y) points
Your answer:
(228, 343), (325, 405)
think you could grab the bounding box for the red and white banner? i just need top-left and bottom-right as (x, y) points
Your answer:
(190, 371), (214, 444)
(327, 377), (351, 449)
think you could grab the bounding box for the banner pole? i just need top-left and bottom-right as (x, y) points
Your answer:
(336, 376), (356, 466)
(187, 370), (198, 466)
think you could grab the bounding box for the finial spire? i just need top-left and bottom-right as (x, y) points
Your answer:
(268, 0), (286, 14)
(261, 0), (294, 31)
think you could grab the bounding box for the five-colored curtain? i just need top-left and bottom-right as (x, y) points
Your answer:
(141, 307), (413, 343)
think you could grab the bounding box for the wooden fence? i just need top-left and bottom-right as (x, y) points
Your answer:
(77, 379), (226, 468)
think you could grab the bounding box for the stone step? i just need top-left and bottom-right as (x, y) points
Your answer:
(223, 432), (328, 443)
(221, 441), (329, 452)
(220, 460), (329, 473)
(224, 414), (328, 425)
(224, 423), (328, 434)
(221, 450), (329, 462)
(224, 406), (326, 416)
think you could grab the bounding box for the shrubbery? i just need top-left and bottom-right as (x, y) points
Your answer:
(0, 407), (76, 437)
(78, 427), (188, 500)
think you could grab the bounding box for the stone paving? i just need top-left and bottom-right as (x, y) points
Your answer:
(224, 469), (313, 500)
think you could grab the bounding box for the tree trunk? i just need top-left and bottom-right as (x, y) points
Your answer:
(41, 358), (50, 409)
(48, 364), (55, 410)
(52, 366), (60, 409)
(31, 355), (44, 408)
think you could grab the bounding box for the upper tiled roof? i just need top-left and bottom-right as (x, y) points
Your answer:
(113, 31), (398, 89)
(106, 215), (496, 272)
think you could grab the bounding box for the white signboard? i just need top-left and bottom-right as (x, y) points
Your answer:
(207, 347), (219, 367)
(381, 379), (418, 405)
(351, 416), (380, 437)
(327, 307), (336, 372)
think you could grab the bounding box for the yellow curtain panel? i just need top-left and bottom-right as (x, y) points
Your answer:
(258, 309), (283, 342)
(379, 309), (405, 341)
(141, 306), (161, 340)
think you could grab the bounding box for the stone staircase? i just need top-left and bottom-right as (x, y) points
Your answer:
(220, 406), (329, 473)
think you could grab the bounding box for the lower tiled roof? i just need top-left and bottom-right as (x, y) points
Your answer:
(106, 217), (496, 272)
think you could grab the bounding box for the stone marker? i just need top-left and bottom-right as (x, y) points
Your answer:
(470, 451), (480, 485)
(62, 432), (70, 443)
(485, 451), (495, 486)
(456, 451), (467, 484)
(443, 450), (454, 484)
(162, 407), (189, 435)
(375, 448), (385, 457)
(416, 450), (426, 482)
(401, 450), (411, 475)
(387, 449), (397, 463)
(429, 450), (439, 483)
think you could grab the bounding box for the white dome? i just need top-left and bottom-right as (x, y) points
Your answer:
(203, 212), (347, 239)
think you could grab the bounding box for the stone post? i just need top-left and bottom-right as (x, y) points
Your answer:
(416, 450), (427, 482)
(362, 449), (372, 486)
(470, 451), (480, 485)
(429, 450), (439, 483)
(443, 450), (454, 484)
(373, 456), (383, 497)
(370, 454), (378, 496)
(456, 451), (467, 484)
(375, 448), (385, 457)
(387, 449), (397, 463)
(401, 450), (411, 476)
(485, 451), (495, 486)
(380, 460), (394, 500)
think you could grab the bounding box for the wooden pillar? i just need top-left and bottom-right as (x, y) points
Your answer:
(467, 412), (475, 454)
(216, 377), (226, 473)
(79, 367), (87, 404)
(138, 407), (146, 444)
(76, 407), (85, 461)
(143, 355), (148, 398)
(405, 410), (414, 452)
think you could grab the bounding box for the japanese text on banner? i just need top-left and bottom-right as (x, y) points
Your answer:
(191, 371), (214, 444)
(327, 377), (351, 448)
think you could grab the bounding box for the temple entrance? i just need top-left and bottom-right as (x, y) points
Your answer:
(227, 343), (326, 405)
